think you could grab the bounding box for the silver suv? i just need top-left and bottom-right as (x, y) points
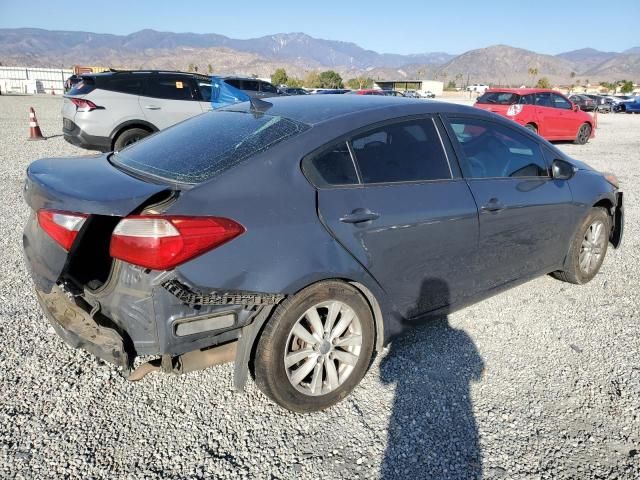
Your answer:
(63, 71), (215, 152)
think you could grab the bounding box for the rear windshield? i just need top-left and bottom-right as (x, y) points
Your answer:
(112, 111), (309, 184)
(477, 92), (520, 105)
(68, 76), (96, 95)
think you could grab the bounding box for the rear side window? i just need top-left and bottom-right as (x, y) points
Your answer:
(303, 143), (358, 187)
(448, 117), (548, 178)
(260, 82), (278, 93)
(535, 93), (553, 107)
(350, 119), (451, 184)
(68, 76), (96, 95)
(145, 76), (195, 100)
(476, 92), (520, 105)
(102, 77), (143, 95)
(112, 111), (309, 184)
(242, 80), (259, 91)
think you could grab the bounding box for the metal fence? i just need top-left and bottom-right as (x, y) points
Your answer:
(0, 67), (73, 95)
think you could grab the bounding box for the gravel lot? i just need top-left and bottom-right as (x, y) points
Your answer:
(1, 95), (638, 480)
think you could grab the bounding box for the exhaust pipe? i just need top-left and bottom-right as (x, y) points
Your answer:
(128, 341), (237, 382)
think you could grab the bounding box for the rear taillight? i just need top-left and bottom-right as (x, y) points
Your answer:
(507, 104), (523, 116)
(109, 216), (245, 270)
(70, 98), (99, 112)
(37, 210), (87, 251)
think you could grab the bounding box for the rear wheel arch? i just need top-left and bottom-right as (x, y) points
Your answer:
(246, 277), (385, 378)
(110, 121), (158, 150)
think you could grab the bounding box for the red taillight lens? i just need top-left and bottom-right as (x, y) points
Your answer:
(37, 210), (87, 251)
(70, 98), (99, 112)
(109, 216), (245, 270)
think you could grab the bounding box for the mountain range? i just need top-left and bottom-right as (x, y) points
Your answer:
(0, 28), (638, 85)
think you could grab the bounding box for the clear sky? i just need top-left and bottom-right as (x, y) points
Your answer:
(0, 0), (638, 55)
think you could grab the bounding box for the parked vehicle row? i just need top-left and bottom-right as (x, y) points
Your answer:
(25, 94), (623, 412)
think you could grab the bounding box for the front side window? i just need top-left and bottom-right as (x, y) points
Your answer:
(302, 143), (358, 187)
(552, 94), (572, 110)
(535, 93), (553, 108)
(146, 76), (196, 100)
(448, 117), (548, 179)
(350, 119), (451, 184)
(197, 81), (212, 101)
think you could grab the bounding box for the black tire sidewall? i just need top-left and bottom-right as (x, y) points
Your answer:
(114, 128), (149, 151)
(255, 282), (375, 413)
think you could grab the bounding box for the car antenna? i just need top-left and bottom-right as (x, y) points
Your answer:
(249, 97), (273, 116)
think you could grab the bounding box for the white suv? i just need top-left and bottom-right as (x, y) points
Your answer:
(63, 71), (215, 152)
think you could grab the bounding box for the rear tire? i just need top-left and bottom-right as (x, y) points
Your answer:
(551, 207), (610, 285)
(254, 280), (375, 413)
(113, 127), (150, 151)
(574, 123), (592, 145)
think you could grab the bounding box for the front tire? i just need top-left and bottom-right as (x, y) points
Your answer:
(574, 123), (592, 145)
(525, 123), (538, 134)
(552, 207), (610, 284)
(254, 281), (375, 413)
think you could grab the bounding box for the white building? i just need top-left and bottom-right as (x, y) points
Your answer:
(373, 79), (444, 96)
(0, 66), (72, 95)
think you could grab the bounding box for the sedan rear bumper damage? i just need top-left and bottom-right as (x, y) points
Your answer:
(35, 285), (131, 369)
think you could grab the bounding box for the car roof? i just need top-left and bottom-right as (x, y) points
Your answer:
(89, 70), (210, 81)
(221, 95), (481, 125)
(486, 88), (559, 95)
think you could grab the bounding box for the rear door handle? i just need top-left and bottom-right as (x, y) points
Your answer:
(340, 208), (380, 224)
(144, 105), (161, 110)
(480, 198), (505, 213)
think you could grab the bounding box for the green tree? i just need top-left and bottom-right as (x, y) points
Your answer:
(271, 68), (289, 86)
(304, 71), (322, 88)
(445, 80), (457, 90)
(620, 80), (634, 94)
(528, 67), (539, 86)
(207, 64), (213, 74)
(187, 63), (195, 72)
(570, 71), (576, 78)
(318, 70), (344, 89)
(346, 76), (373, 90)
(536, 77), (551, 89)
(287, 77), (303, 88)
(193, 65), (199, 73)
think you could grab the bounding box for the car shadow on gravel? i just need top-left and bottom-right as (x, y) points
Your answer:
(380, 278), (484, 479)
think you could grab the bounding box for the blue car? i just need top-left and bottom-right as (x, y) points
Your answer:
(23, 95), (623, 412)
(621, 96), (640, 113)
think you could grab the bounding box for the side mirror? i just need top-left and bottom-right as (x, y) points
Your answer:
(552, 159), (575, 180)
(573, 104), (579, 112)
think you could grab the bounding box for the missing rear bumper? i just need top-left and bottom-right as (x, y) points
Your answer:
(36, 285), (131, 370)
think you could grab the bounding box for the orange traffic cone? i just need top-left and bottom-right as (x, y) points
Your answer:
(28, 107), (46, 141)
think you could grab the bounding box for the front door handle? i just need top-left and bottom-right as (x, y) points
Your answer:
(480, 198), (505, 213)
(144, 105), (161, 110)
(340, 208), (380, 224)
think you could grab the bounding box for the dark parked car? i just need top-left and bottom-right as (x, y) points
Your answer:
(223, 77), (282, 99)
(280, 87), (309, 95)
(569, 94), (597, 112)
(582, 94), (612, 113)
(23, 96), (623, 412)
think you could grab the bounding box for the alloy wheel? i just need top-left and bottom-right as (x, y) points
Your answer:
(284, 301), (363, 396)
(579, 220), (606, 274)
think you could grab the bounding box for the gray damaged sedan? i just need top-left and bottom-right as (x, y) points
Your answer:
(23, 95), (623, 412)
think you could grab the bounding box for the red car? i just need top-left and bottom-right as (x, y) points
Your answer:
(474, 88), (595, 144)
(347, 89), (385, 96)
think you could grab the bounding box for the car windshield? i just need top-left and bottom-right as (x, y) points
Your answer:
(112, 111), (309, 184)
(476, 92), (520, 104)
